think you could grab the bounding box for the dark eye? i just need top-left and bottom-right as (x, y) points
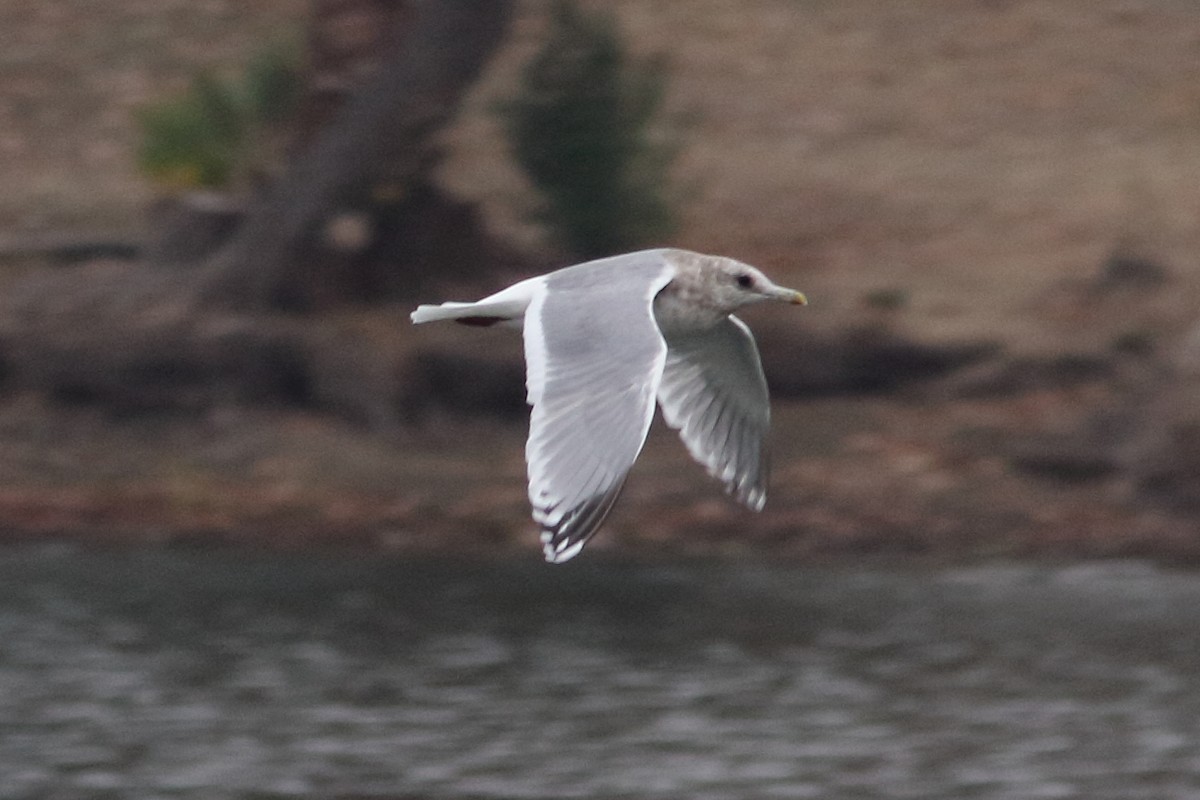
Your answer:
(735, 273), (754, 289)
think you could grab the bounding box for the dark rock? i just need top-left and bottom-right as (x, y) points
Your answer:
(143, 192), (246, 266)
(407, 349), (527, 420)
(1006, 434), (1121, 482)
(940, 353), (1114, 398)
(1096, 250), (1169, 292)
(1122, 331), (1200, 511)
(1128, 418), (1200, 512)
(760, 324), (998, 398)
(0, 231), (141, 264)
(840, 327), (999, 393)
(6, 310), (317, 417)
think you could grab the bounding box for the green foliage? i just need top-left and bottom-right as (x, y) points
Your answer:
(137, 40), (301, 191)
(502, 1), (679, 258)
(244, 41), (304, 125)
(137, 73), (242, 189)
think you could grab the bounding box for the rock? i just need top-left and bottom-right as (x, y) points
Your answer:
(1005, 433), (1121, 483)
(759, 323), (998, 397)
(1130, 427), (1200, 511)
(0, 230), (141, 264)
(404, 348), (526, 420)
(1122, 322), (1200, 512)
(939, 353), (1114, 398)
(1095, 250), (1170, 292)
(143, 192), (246, 266)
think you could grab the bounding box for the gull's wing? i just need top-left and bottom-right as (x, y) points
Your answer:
(656, 316), (771, 510)
(524, 251), (677, 563)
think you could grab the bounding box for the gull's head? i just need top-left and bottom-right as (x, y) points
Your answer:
(706, 257), (808, 312)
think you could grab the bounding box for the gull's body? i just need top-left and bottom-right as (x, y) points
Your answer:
(411, 248), (806, 562)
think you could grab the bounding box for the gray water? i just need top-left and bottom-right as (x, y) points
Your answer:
(1, 545), (1199, 799)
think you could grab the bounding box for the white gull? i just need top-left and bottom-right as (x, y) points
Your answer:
(411, 248), (807, 562)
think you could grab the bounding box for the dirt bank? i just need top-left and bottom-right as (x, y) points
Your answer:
(2, 0), (1200, 560)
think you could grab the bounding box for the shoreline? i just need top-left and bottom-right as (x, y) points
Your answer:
(0, 393), (1193, 566)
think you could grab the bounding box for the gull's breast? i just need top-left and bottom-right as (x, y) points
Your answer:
(652, 279), (727, 336)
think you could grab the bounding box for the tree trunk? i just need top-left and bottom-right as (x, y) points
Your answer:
(197, 0), (513, 312)
(292, 0), (413, 150)
(0, 0), (517, 425)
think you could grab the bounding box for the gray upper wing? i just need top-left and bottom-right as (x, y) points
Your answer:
(523, 251), (676, 562)
(656, 316), (771, 510)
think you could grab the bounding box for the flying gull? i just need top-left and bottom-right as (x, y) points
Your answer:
(411, 248), (807, 562)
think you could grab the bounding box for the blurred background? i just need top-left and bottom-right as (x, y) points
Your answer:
(2, 1), (1200, 798)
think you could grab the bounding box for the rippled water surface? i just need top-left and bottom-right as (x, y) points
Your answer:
(2, 545), (1200, 799)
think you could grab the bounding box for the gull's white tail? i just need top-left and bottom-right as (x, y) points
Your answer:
(410, 302), (485, 324)
(410, 276), (541, 327)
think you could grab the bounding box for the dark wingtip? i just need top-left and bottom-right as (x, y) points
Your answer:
(536, 480), (628, 563)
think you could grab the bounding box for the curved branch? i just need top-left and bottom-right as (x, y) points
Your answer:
(197, 0), (514, 311)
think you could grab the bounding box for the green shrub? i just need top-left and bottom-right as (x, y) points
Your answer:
(502, 1), (679, 258)
(137, 40), (301, 192)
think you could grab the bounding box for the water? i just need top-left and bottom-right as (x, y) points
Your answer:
(1, 545), (1199, 799)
